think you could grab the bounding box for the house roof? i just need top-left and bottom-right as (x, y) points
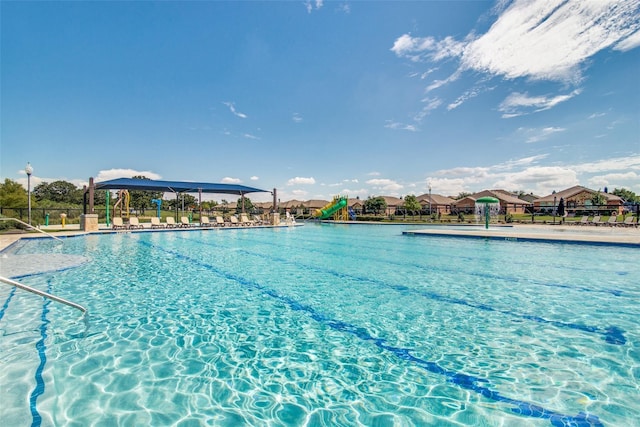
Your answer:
(95, 178), (268, 195)
(536, 185), (623, 203)
(416, 193), (456, 205)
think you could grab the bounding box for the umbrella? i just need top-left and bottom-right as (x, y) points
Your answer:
(558, 197), (566, 217)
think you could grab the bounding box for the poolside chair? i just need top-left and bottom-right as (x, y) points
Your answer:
(180, 216), (194, 228)
(228, 215), (240, 226)
(112, 217), (126, 230)
(150, 217), (165, 229)
(239, 214), (255, 226)
(253, 214), (265, 225)
(215, 216), (226, 227)
(165, 217), (178, 228)
(589, 215), (602, 226)
(128, 217), (144, 229)
(573, 215), (589, 226)
(620, 216), (637, 228)
(605, 216), (618, 227)
(199, 216), (213, 227)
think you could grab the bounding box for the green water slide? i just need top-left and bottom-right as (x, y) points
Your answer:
(315, 198), (347, 219)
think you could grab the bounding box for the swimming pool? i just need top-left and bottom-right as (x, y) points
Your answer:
(1, 223), (638, 426)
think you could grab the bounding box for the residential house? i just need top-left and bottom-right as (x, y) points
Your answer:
(534, 186), (624, 214)
(453, 190), (531, 214)
(416, 193), (456, 214)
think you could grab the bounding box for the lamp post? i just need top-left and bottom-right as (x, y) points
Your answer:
(25, 162), (33, 225)
(428, 182), (432, 216)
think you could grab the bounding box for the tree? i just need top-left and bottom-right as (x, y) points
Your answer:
(364, 196), (387, 215)
(591, 191), (607, 207)
(456, 192), (472, 200)
(236, 196), (254, 213)
(0, 178), (28, 207)
(612, 188), (639, 203)
(33, 180), (82, 204)
(128, 176), (163, 215)
(403, 194), (421, 216)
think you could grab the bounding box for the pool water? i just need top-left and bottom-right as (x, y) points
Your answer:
(1, 223), (638, 426)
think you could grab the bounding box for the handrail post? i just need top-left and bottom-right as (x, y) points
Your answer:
(0, 276), (87, 314)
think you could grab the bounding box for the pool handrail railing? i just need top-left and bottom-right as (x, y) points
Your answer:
(0, 217), (63, 242)
(0, 275), (87, 314)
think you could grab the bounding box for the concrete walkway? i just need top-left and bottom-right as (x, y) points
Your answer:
(403, 224), (640, 247)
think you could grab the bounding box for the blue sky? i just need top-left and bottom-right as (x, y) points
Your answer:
(2, 0), (639, 203)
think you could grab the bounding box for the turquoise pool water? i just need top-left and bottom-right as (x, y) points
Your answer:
(1, 223), (638, 426)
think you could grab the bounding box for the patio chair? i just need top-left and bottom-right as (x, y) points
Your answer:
(228, 215), (240, 226)
(199, 216), (213, 227)
(112, 217), (126, 230)
(150, 217), (165, 229)
(573, 215), (589, 225)
(180, 216), (194, 228)
(128, 217), (144, 229)
(605, 215), (618, 226)
(239, 214), (255, 226)
(589, 215), (602, 226)
(253, 214), (265, 225)
(215, 216), (226, 227)
(620, 216), (637, 227)
(165, 217), (178, 228)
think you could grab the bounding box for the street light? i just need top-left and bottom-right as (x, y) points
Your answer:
(428, 181), (432, 215)
(25, 162), (33, 225)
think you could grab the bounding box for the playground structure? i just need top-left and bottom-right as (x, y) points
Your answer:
(113, 190), (130, 219)
(475, 196), (500, 229)
(314, 196), (356, 221)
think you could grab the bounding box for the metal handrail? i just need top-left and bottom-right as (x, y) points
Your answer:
(0, 217), (63, 242)
(0, 276), (87, 314)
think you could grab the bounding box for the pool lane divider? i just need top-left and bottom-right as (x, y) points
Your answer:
(175, 235), (626, 346)
(29, 279), (51, 427)
(138, 239), (604, 427)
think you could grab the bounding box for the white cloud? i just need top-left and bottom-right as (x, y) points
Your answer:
(614, 29), (640, 51)
(250, 176), (259, 181)
(414, 97), (442, 120)
(95, 168), (162, 182)
(499, 90), (581, 117)
(243, 133), (260, 140)
(305, 0), (323, 13)
(392, 0), (640, 113)
(588, 171), (639, 190)
(366, 178), (403, 192)
(223, 102), (247, 119)
(221, 177), (242, 184)
(384, 120), (418, 132)
(292, 113), (303, 123)
(287, 177), (316, 185)
(514, 126), (567, 143)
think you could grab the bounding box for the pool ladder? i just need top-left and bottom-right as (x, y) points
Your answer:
(0, 276), (87, 314)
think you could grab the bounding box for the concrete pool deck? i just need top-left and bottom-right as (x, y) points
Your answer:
(403, 223), (640, 247)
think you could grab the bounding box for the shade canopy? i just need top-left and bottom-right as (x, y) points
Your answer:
(94, 178), (268, 195)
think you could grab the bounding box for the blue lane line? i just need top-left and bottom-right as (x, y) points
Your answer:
(29, 280), (51, 427)
(138, 240), (603, 427)
(176, 236), (626, 345)
(0, 287), (17, 322)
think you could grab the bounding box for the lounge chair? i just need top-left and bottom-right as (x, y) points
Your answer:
(165, 217), (178, 228)
(180, 216), (194, 228)
(253, 214), (265, 225)
(128, 217), (144, 229)
(200, 216), (213, 227)
(573, 215), (589, 225)
(112, 217), (126, 230)
(590, 215), (602, 226)
(239, 214), (255, 226)
(215, 216), (226, 227)
(228, 215), (240, 226)
(605, 215), (618, 226)
(150, 217), (165, 229)
(620, 216), (637, 227)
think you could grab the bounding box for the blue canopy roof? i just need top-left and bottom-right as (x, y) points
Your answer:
(95, 178), (268, 195)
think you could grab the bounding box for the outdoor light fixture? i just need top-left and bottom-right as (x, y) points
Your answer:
(25, 162), (33, 225)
